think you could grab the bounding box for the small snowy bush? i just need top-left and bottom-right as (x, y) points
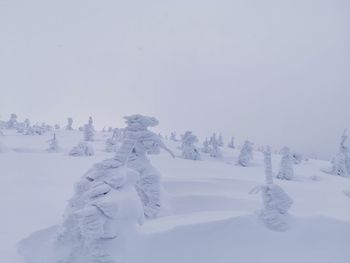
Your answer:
(69, 142), (94, 156)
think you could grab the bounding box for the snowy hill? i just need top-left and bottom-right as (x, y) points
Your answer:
(1, 129), (350, 263)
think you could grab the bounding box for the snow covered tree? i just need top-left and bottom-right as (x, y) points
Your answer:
(69, 142), (94, 156)
(258, 146), (293, 231)
(237, 140), (254, 167)
(217, 134), (224, 147)
(84, 124), (94, 141)
(47, 133), (59, 152)
(66, 117), (74, 130)
(201, 138), (211, 153)
(62, 113), (175, 262)
(170, 132), (177, 141)
(7, 113), (17, 129)
(329, 130), (350, 177)
(181, 131), (200, 160)
(88, 116), (94, 130)
(227, 136), (235, 149)
(210, 135), (222, 158)
(276, 147), (294, 180)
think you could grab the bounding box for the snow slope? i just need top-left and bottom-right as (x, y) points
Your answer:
(1, 129), (350, 262)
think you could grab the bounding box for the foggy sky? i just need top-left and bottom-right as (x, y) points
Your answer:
(1, 0), (349, 159)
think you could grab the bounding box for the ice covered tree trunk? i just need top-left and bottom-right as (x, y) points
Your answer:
(228, 136), (235, 149)
(276, 147), (294, 180)
(259, 146), (293, 231)
(181, 131), (200, 160)
(66, 117), (74, 130)
(237, 140), (253, 167)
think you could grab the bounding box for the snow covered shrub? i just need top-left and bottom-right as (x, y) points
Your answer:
(6, 113), (18, 129)
(47, 133), (59, 152)
(54, 124), (60, 130)
(181, 131), (200, 160)
(237, 140), (253, 167)
(227, 136), (235, 149)
(259, 146), (293, 231)
(66, 117), (74, 130)
(201, 138), (211, 153)
(276, 147), (294, 180)
(69, 142), (94, 156)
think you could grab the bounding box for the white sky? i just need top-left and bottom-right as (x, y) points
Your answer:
(0, 0), (349, 159)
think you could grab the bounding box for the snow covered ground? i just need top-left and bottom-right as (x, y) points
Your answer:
(1, 129), (350, 263)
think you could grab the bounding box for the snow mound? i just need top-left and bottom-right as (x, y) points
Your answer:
(18, 214), (350, 263)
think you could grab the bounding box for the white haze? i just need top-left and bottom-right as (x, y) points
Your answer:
(0, 0), (349, 159)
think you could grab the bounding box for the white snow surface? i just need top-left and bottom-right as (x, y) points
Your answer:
(1, 129), (350, 263)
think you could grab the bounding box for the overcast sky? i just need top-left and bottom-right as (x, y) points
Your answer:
(0, 0), (349, 159)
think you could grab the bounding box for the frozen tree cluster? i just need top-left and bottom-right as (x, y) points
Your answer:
(276, 147), (294, 180)
(238, 140), (254, 167)
(258, 146), (293, 231)
(181, 131), (200, 160)
(69, 142), (95, 156)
